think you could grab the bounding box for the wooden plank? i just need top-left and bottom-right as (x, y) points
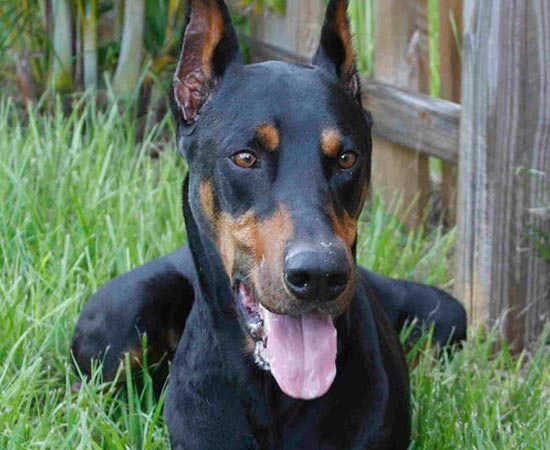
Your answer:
(438, 0), (463, 226)
(248, 0), (324, 61)
(456, 0), (550, 349)
(371, 0), (431, 229)
(362, 81), (460, 163)
(438, 0), (462, 103)
(248, 38), (308, 65)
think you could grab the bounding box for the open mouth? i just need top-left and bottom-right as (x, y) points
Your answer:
(235, 282), (270, 370)
(234, 280), (338, 400)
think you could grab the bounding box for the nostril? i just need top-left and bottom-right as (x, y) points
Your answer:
(286, 270), (310, 289)
(284, 246), (351, 302)
(326, 272), (348, 289)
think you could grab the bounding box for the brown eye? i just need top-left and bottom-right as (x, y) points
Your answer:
(231, 151), (258, 169)
(338, 151), (357, 169)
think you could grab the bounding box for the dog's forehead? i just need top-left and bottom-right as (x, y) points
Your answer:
(207, 61), (364, 135)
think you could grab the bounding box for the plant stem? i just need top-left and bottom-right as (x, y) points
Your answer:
(113, 0), (145, 98)
(51, 0), (73, 91)
(81, 0), (98, 90)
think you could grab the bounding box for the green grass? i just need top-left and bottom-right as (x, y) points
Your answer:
(1, 97), (549, 449)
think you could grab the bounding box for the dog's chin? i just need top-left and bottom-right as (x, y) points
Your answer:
(233, 280), (345, 400)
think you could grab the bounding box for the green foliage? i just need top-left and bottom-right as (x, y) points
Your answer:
(358, 197), (455, 288)
(348, 0), (373, 75)
(237, 0), (286, 15)
(427, 0), (440, 98)
(1, 95), (549, 448)
(528, 224), (550, 263)
(409, 327), (550, 449)
(0, 0), (287, 106)
(0, 3), (29, 56)
(0, 1), (50, 89)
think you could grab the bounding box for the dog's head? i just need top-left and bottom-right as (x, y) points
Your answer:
(171, 0), (372, 400)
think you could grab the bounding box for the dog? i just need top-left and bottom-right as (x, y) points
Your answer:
(71, 1), (467, 448)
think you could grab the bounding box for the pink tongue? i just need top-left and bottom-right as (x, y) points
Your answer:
(260, 305), (337, 400)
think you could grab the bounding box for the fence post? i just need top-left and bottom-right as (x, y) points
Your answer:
(371, 0), (431, 229)
(457, 0), (550, 349)
(438, 0), (463, 226)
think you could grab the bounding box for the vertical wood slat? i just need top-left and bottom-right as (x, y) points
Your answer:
(438, 0), (463, 226)
(371, 0), (431, 229)
(457, 0), (550, 348)
(248, 0), (324, 62)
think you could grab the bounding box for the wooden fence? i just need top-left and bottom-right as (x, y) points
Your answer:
(245, 0), (550, 349)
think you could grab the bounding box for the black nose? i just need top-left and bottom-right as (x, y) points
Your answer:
(284, 245), (351, 303)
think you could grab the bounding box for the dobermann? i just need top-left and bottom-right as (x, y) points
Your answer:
(71, 0), (467, 448)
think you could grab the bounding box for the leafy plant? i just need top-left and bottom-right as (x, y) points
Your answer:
(0, 0), (286, 112)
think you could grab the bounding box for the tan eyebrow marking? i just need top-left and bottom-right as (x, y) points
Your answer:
(256, 123), (280, 151)
(321, 128), (342, 157)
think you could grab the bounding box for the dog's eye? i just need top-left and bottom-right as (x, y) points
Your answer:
(338, 151), (357, 169)
(231, 151), (258, 169)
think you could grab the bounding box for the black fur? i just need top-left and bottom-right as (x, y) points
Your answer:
(71, 1), (467, 448)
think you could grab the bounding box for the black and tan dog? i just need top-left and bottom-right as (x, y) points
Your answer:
(71, 0), (467, 448)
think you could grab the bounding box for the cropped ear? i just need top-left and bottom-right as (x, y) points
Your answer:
(173, 0), (242, 124)
(312, 0), (361, 104)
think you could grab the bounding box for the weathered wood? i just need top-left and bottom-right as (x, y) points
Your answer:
(438, 0), (463, 226)
(248, 0), (323, 61)
(371, 0), (431, 229)
(248, 38), (308, 65)
(362, 81), (460, 163)
(438, 0), (462, 105)
(457, 0), (550, 348)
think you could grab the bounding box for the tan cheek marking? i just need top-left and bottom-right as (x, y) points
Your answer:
(216, 211), (265, 278)
(199, 181), (237, 278)
(256, 123), (280, 151)
(199, 180), (216, 224)
(258, 206), (294, 259)
(321, 128), (342, 157)
(253, 206), (294, 307)
(216, 205), (293, 282)
(217, 214), (237, 278)
(330, 208), (358, 248)
(232, 212), (266, 260)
